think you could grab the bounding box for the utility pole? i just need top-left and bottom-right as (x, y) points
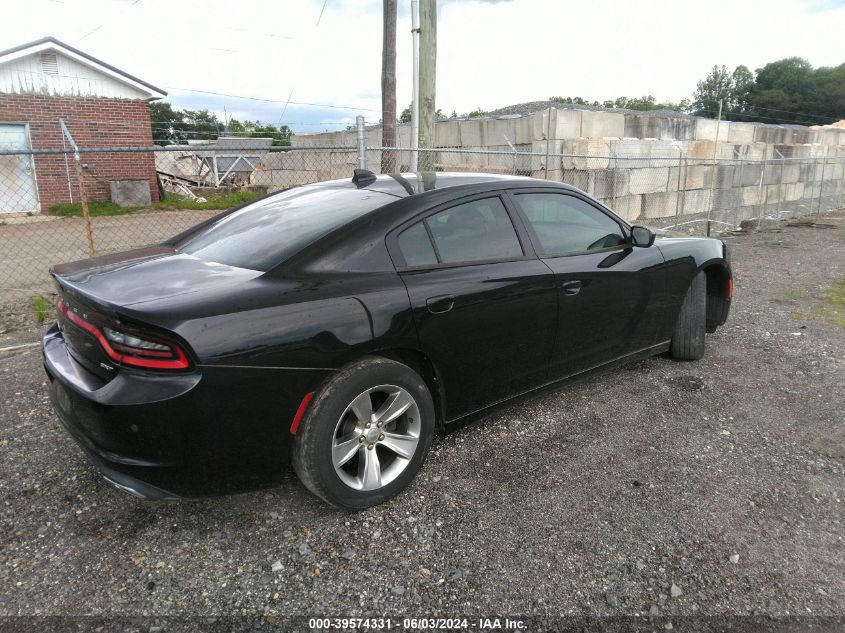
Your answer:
(381, 0), (397, 173)
(410, 0), (420, 172)
(418, 0), (436, 173)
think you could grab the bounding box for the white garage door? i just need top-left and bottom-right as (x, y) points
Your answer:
(0, 123), (40, 214)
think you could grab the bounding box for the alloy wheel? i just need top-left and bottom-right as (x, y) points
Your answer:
(331, 384), (421, 491)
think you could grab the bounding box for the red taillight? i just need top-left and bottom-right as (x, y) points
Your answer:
(57, 299), (189, 370)
(727, 278), (733, 300)
(290, 391), (315, 434)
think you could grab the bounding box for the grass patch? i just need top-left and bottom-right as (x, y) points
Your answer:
(49, 200), (141, 217)
(791, 278), (845, 327)
(154, 190), (263, 210)
(33, 295), (48, 323)
(783, 288), (811, 300)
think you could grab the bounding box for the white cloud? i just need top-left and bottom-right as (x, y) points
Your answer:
(2, 0), (843, 132)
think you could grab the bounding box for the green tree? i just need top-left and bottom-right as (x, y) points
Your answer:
(747, 57), (817, 124)
(692, 65), (736, 118)
(731, 65), (754, 115)
(227, 118), (292, 146)
(148, 104), (293, 146)
(399, 104), (444, 123)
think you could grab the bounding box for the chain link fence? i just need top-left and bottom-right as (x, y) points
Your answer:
(2, 137), (844, 333)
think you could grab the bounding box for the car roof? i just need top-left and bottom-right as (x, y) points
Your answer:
(274, 172), (584, 276)
(302, 171), (578, 199)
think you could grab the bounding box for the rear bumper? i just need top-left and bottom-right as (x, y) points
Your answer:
(43, 324), (331, 499)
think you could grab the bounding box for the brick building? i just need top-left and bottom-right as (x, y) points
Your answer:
(0, 37), (165, 214)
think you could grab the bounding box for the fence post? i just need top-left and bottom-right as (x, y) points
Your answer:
(756, 162), (766, 230)
(356, 115), (367, 171)
(735, 148), (745, 229)
(611, 147), (618, 214)
(777, 150), (785, 219)
(544, 103), (552, 180)
(816, 147), (828, 218)
(59, 119), (96, 257)
(674, 147), (682, 216)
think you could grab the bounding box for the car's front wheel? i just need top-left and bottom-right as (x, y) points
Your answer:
(291, 357), (435, 509)
(670, 270), (706, 360)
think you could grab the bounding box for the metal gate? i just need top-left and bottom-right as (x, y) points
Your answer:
(0, 123), (39, 214)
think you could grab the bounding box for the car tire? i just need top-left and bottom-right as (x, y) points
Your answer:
(291, 356), (435, 510)
(670, 270), (706, 361)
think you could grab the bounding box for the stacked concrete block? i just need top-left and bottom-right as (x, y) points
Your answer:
(610, 138), (682, 167)
(283, 105), (845, 224)
(591, 168), (631, 199)
(534, 108), (582, 141)
(727, 122), (755, 145)
(686, 140), (737, 163)
(741, 185), (764, 207)
(560, 139), (611, 170)
(629, 167), (671, 195)
(642, 191), (680, 218)
(694, 118), (731, 142)
(712, 187), (741, 211)
(753, 125), (794, 145)
(580, 111), (625, 138)
(682, 189), (712, 215)
(529, 140), (564, 171)
(608, 194), (643, 222)
(624, 114), (695, 141)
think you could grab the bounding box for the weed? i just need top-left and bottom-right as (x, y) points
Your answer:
(154, 190), (264, 210)
(49, 201), (141, 217)
(783, 288), (811, 300)
(33, 295), (49, 323)
(794, 278), (845, 327)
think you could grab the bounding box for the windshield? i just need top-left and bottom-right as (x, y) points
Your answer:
(177, 185), (396, 271)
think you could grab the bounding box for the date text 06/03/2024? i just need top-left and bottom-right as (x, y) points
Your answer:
(307, 617), (526, 630)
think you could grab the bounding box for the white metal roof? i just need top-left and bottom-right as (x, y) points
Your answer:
(0, 37), (166, 101)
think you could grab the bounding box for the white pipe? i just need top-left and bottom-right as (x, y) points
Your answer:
(410, 0), (420, 173)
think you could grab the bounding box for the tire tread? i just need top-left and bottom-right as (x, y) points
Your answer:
(670, 271), (706, 360)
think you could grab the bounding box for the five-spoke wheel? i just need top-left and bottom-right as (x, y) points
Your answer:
(332, 385), (421, 491)
(292, 357), (435, 509)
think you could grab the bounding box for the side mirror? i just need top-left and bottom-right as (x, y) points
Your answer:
(630, 225), (655, 248)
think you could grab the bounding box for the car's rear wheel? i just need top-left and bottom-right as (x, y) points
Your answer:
(291, 357), (435, 509)
(670, 270), (706, 360)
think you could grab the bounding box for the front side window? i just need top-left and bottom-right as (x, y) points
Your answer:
(515, 193), (626, 257)
(396, 197), (523, 267)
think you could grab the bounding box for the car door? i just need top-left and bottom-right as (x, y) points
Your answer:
(388, 193), (558, 421)
(508, 190), (666, 380)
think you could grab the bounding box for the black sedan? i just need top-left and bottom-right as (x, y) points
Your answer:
(43, 171), (732, 509)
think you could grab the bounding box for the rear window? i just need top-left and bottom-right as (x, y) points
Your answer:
(177, 186), (396, 271)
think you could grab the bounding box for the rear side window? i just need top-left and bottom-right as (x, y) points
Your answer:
(397, 222), (437, 267)
(515, 193), (625, 256)
(177, 186), (395, 271)
(397, 197), (522, 267)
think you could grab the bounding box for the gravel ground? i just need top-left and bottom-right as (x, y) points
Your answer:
(0, 213), (843, 630)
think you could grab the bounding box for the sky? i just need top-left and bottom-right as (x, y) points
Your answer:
(2, 0), (844, 134)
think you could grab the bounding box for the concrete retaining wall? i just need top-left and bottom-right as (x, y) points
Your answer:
(260, 108), (845, 224)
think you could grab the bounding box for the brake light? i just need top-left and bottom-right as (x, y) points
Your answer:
(57, 300), (189, 370)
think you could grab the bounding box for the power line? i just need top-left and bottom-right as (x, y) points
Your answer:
(78, 0), (141, 41)
(277, 0), (331, 128)
(165, 87), (379, 112)
(697, 108), (836, 127)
